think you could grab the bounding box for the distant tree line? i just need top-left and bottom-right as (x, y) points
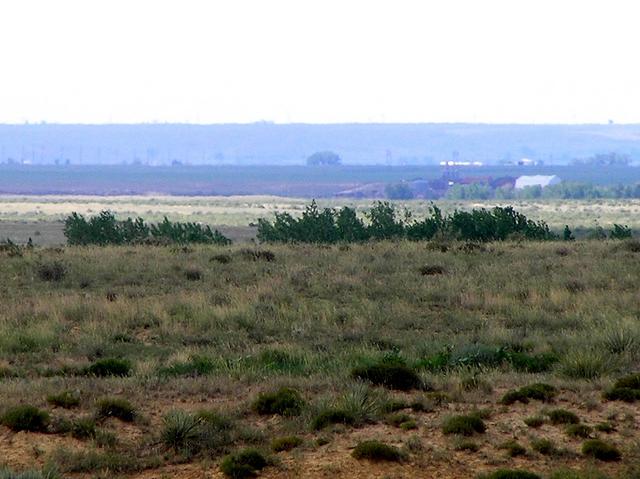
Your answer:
(64, 211), (231, 246)
(444, 182), (640, 200)
(257, 201), (557, 243)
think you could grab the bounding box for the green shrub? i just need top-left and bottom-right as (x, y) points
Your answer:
(96, 398), (136, 422)
(71, 417), (96, 439)
(251, 388), (305, 416)
(419, 265), (446, 276)
(531, 438), (557, 456)
(509, 352), (559, 373)
(351, 440), (403, 462)
(37, 261), (67, 282)
(581, 439), (621, 461)
(311, 408), (356, 430)
(548, 409), (580, 425)
(0, 467), (61, 479)
(565, 424), (592, 438)
(160, 355), (217, 377)
(500, 383), (557, 405)
(84, 358), (132, 377)
(351, 360), (422, 391)
(0, 405), (50, 432)
(482, 470), (541, 479)
(595, 422), (615, 433)
(47, 390), (80, 409)
(454, 439), (480, 452)
(560, 350), (609, 380)
(442, 414), (486, 436)
(219, 448), (267, 478)
(386, 412), (413, 427)
(161, 410), (201, 452)
(603, 387), (640, 402)
(271, 436), (303, 452)
(613, 373), (640, 389)
(499, 440), (526, 457)
(524, 416), (545, 428)
(610, 224), (632, 240)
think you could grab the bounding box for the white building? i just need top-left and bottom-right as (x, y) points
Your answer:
(514, 175), (561, 189)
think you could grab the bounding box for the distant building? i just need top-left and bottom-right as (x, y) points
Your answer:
(518, 158), (544, 166)
(514, 175), (561, 189)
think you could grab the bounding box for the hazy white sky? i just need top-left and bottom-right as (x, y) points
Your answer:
(1, 0), (639, 124)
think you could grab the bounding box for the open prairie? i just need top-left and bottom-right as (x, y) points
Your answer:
(1, 238), (640, 478)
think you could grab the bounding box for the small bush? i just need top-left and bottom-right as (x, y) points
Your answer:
(548, 409), (580, 425)
(581, 439), (621, 461)
(499, 440), (527, 457)
(184, 268), (202, 281)
(509, 352), (559, 373)
(386, 412), (413, 427)
(603, 387), (640, 402)
(71, 417), (96, 439)
(84, 358), (132, 377)
(454, 439), (480, 452)
(220, 448), (268, 478)
(160, 355), (217, 377)
(96, 398), (136, 422)
(613, 373), (640, 389)
(351, 440), (403, 462)
(252, 388), (305, 416)
(37, 261), (67, 282)
(531, 438), (557, 456)
(240, 249), (275, 262)
(482, 470), (541, 479)
(311, 408), (356, 430)
(271, 436), (303, 452)
(524, 416), (545, 428)
(351, 361), (422, 391)
(419, 265), (446, 276)
(0, 405), (50, 432)
(47, 390), (81, 409)
(595, 422), (615, 433)
(0, 467), (61, 479)
(565, 424), (592, 438)
(211, 254), (232, 264)
(560, 350), (609, 380)
(442, 414), (486, 436)
(161, 410), (201, 452)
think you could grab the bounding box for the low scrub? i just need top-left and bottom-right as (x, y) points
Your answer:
(0, 405), (50, 432)
(219, 448), (268, 478)
(96, 398), (136, 422)
(442, 414), (486, 436)
(603, 373), (640, 402)
(311, 408), (356, 430)
(84, 358), (132, 377)
(481, 470), (541, 479)
(531, 438), (558, 456)
(47, 390), (81, 409)
(565, 424), (592, 438)
(500, 383), (557, 405)
(548, 409), (580, 425)
(351, 440), (404, 462)
(498, 440), (526, 457)
(252, 388), (305, 416)
(581, 439), (621, 461)
(159, 355), (217, 377)
(36, 261), (67, 282)
(351, 358), (422, 391)
(271, 436), (303, 452)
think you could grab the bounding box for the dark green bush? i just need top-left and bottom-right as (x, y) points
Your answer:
(581, 439), (621, 461)
(509, 352), (559, 373)
(565, 424), (592, 438)
(64, 211), (231, 246)
(47, 390), (81, 409)
(604, 387), (640, 402)
(442, 414), (486, 436)
(71, 417), (96, 439)
(351, 440), (403, 462)
(499, 440), (526, 457)
(220, 448), (267, 478)
(96, 398), (136, 422)
(419, 265), (446, 276)
(311, 408), (356, 430)
(37, 261), (67, 282)
(84, 358), (132, 377)
(524, 416), (545, 428)
(351, 360), (422, 391)
(500, 383), (557, 405)
(613, 373), (640, 389)
(454, 439), (480, 452)
(0, 405), (50, 432)
(610, 224), (632, 240)
(482, 470), (541, 479)
(271, 436), (303, 452)
(595, 422), (615, 433)
(252, 388), (305, 417)
(531, 438), (557, 456)
(159, 355), (217, 377)
(548, 409), (580, 425)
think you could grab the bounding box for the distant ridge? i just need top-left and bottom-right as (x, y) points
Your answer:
(0, 123), (639, 165)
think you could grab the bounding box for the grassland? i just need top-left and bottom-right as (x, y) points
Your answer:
(1, 238), (640, 478)
(0, 196), (639, 246)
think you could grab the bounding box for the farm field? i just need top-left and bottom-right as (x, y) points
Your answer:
(1, 240), (640, 478)
(0, 196), (640, 245)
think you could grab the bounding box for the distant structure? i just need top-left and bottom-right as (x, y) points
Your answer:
(514, 175), (561, 189)
(517, 158), (544, 166)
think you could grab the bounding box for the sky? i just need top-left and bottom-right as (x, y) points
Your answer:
(0, 0), (639, 124)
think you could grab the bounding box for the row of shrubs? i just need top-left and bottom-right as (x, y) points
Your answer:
(257, 201), (557, 243)
(63, 211), (231, 246)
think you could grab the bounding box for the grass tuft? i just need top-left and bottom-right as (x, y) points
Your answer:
(252, 387), (305, 417)
(0, 405), (50, 432)
(351, 440), (404, 462)
(442, 414), (486, 436)
(96, 398), (136, 422)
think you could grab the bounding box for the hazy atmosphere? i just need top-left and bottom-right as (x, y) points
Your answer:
(3, 2), (640, 479)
